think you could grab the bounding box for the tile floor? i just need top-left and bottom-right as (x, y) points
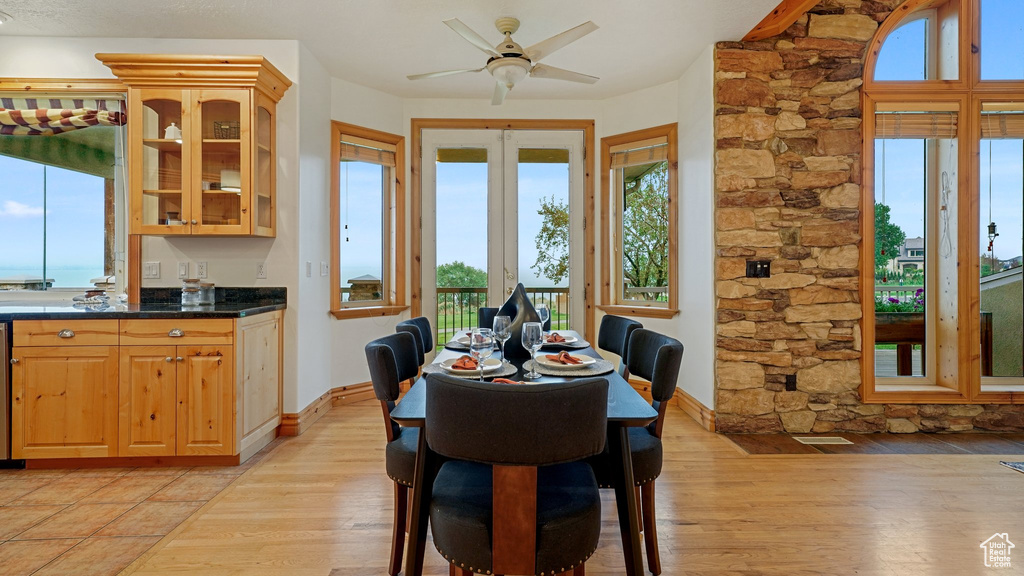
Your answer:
(0, 440), (282, 576)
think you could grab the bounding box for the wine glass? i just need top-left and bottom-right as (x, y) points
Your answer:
(492, 315), (512, 366)
(522, 322), (543, 380)
(470, 328), (494, 382)
(536, 303), (550, 334)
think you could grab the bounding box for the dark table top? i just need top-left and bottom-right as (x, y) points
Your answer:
(391, 331), (657, 427)
(0, 300), (285, 321)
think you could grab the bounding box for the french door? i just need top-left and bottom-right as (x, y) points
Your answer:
(422, 128), (585, 348)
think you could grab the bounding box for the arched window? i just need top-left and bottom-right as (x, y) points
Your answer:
(863, 0), (1024, 404)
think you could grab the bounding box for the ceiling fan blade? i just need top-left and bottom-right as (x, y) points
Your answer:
(530, 63), (599, 84)
(407, 68), (485, 81)
(443, 18), (501, 57)
(524, 21), (598, 62)
(492, 82), (509, 106)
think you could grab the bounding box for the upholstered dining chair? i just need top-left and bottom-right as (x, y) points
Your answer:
(597, 315), (643, 378)
(365, 332), (422, 576)
(597, 328), (683, 575)
(396, 316), (434, 366)
(477, 306), (498, 329)
(425, 373), (609, 576)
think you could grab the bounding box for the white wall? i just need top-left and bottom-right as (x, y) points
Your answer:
(675, 45), (717, 408)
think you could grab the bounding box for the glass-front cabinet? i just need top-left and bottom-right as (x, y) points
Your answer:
(102, 54), (291, 237)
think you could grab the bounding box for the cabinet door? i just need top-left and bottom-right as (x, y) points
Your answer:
(132, 88), (192, 235)
(191, 89), (251, 235)
(119, 346), (178, 457)
(177, 345), (234, 455)
(253, 92), (276, 237)
(237, 312), (282, 456)
(11, 346), (119, 459)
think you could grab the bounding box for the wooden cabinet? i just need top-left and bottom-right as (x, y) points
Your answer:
(11, 311), (283, 462)
(11, 344), (119, 459)
(98, 54), (291, 237)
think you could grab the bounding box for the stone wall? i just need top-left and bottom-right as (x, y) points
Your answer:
(712, 0), (1024, 433)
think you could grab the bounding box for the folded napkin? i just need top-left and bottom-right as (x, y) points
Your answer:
(451, 355), (479, 370)
(546, 332), (567, 343)
(492, 378), (525, 385)
(545, 351), (583, 365)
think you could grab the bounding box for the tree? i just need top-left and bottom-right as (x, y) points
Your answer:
(874, 202), (906, 272)
(437, 261), (486, 288)
(532, 162), (669, 301)
(980, 253), (1001, 277)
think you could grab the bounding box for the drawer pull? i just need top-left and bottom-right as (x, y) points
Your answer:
(168, 329), (184, 337)
(57, 329), (75, 339)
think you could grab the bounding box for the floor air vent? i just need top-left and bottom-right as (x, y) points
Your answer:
(793, 436), (854, 445)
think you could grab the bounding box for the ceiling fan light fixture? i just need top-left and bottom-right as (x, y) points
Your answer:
(487, 58), (530, 89)
(0, 10), (11, 24)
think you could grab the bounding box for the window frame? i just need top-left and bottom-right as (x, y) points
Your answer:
(598, 123), (678, 319)
(329, 121), (407, 319)
(0, 78), (134, 298)
(861, 0), (1024, 404)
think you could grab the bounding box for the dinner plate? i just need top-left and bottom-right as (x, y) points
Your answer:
(535, 354), (596, 370)
(453, 335), (471, 345)
(441, 357), (502, 374)
(544, 333), (578, 344)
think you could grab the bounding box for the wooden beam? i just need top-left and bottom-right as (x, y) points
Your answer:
(743, 0), (820, 41)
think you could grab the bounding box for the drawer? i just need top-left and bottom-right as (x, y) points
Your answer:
(14, 320), (120, 346)
(120, 319), (234, 345)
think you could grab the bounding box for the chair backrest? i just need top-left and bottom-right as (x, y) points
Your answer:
(598, 315), (643, 373)
(395, 316), (433, 363)
(626, 329), (683, 436)
(425, 373), (608, 466)
(366, 332), (420, 404)
(478, 307), (499, 329)
(395, 324), (425, 366)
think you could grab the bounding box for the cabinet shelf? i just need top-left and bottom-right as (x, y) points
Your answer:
(143, 189), (183, 195)
(143, 139), (183, 152)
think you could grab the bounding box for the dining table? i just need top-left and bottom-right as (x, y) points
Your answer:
(390, 330), (658, 576)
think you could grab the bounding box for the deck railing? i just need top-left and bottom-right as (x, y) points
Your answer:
(435, 287), (570, 350)
(874, 285), (924, 304)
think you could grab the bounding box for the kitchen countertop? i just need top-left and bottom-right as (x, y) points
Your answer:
(0, 287), (286, 321)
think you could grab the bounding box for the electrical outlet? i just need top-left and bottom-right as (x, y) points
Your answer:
(256, 262), (267, 280)
(320, 261), (329, 277)
(143, 262), (160, 279)
(785, 374), (797, 392)
(305, 261), (312, 278)
(196, 261), (208, 279)
(746, 260), (771, 278)
(177, 261), (190, 279)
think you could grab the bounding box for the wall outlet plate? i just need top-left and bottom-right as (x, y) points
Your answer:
(143, 262), (160, 279)
(320, 261), (329, 277)
(746, 260), (771, 278)
(196, 261), (208, 279)
(177, 262), (189, 279)
(256, 262), (267, 280)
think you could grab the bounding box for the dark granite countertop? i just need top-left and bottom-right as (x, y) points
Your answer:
(0, 287), (286, 321)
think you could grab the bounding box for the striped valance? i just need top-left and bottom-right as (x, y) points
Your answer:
(609, 136), (669, 169)
(340, 134), (396, 167)
(874, 111), (958, 139)
(0, 97), (126, 136)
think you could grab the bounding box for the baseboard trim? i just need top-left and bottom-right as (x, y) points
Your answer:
(675, 388), (716, 432)
(280, 381), (375, 437)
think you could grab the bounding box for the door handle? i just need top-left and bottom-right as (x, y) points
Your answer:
(165, 357), (173, 362)
(507, 287), (514, 295)
(10, 358), (18, 364)
(176, 357), (184, 362)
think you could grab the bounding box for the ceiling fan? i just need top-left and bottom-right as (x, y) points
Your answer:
(408, 17), (599, 105)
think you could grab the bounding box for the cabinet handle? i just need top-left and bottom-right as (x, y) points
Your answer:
(168, 328), (184, 337)
(176, 357), (184, 362)
(165, 357), (173, 362)
(57, 329), (75, 339)
(10, 358), (18, 364)
(191, 219), (198, 225)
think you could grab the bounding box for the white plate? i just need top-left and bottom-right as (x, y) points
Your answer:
(453, 335), (471, 346)
(441, 357), (502, 374)
(544, 333), (577, 344)
(536, 354), (596, 370)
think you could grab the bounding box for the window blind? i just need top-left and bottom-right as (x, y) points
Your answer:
(874, 111), (958, 139)
(980, 113), (1024, 139)
(609, 136), (668, 169)
(340, 134), (396, 167)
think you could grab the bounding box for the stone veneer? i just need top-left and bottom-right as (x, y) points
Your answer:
(712, 0), (1024, 433)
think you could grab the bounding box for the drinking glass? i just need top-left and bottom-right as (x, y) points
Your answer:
(492, 315), (512, 366)
(537, 303), (550, 333)
(522, 322), (543, 379)
(470, 328), (494, 382)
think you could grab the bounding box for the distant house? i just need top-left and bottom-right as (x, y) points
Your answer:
(892, 237), (924, 274)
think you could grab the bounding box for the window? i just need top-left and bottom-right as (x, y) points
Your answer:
(330, 121), (406, 318)
(0, 91), (127, 292)
(599, 124), (678, 319)
(863, 0), (1024, 403)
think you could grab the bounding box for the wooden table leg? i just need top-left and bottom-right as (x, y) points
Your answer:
(609, 423), (643, 576)
(404, 430), (433, 576)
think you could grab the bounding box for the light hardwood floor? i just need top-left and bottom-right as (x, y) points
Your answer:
(123, 400), (1024, 576)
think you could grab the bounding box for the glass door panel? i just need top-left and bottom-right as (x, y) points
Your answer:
(254, 98), (274, 234)
(979, 106), (1024, 385)
(193, 90), (249, 233)
(137, 90), (187, 232)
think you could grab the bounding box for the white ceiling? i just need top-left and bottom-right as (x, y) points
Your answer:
(0, 0), (779, 100)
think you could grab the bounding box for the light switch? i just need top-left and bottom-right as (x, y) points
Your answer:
(305, 261), (312, 278)
(177, 262), (189, 279)
(320, 261), (329, 277)
(143, 262), (160, 279)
